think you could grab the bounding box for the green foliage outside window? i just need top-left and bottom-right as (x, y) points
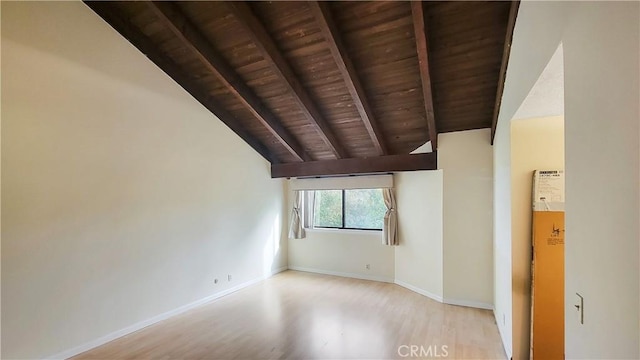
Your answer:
(313, 190), (343, 228)
(313, 189), (386, 230)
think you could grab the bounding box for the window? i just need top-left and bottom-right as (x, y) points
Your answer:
(309, 189), (386, 231)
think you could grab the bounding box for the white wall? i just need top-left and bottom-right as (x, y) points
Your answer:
(286, 180), (395, 283)
(511, 116), (564, 360)
(1, 2), (287, 358)
(439, 129), (493, 309)
(497, 2), (571, 127)
(562, 2), (639, 357)
(394, 170), (444, 300)
(496, 1), (640, 358)
(288, 229), (395, 282)
(493, 116), (513, 358)
(493, 3), (570, 358)
(286, 170), (446, 301)
(288, 131), (494, 308)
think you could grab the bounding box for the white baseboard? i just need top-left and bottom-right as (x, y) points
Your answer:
(392, 281), (494, 311)
(493, 308), (512, 359)
(290, 269), (494, 312)
(47, 266), (288, 360)
(443, 298), (494, 310)
(288, 266), (394, 283)
(393, 280), (444, 303)
(271, 266), (288, 275)
(46, 266), (496, 359)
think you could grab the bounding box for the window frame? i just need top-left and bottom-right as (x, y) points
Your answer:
(308, 189), (384, 232)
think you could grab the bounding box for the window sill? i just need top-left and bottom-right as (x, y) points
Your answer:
(305, 227), (382, 236)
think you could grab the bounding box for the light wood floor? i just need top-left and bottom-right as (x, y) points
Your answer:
(73, 271), (505, 359)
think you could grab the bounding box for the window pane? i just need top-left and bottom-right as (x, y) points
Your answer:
(313, 190), (343, 228)
(344, 189), (386, 230)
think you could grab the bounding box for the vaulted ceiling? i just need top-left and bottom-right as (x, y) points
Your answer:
(85, 1), (518, 178)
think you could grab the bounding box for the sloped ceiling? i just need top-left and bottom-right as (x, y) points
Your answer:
(85, 1), (518, 177)
(513, 43), (564, 120)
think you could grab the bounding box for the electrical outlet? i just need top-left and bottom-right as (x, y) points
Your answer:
(228, 274), (232, 281)
(365, 264), (370, 270)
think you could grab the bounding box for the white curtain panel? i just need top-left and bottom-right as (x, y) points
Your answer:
(304, 190), (315, 228)
(289, 190), (305, 239)
(382, 188), (398, 246)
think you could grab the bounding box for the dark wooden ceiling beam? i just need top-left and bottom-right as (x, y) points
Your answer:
(226, 1), (348, 159)
(491, 1), (520, 144)
(83, 1), (277, 163)
(146, 1), (311, 162)
(309, 1), (388, 156)
(271, 152), (437, 178)
(411, 1), (438, 150)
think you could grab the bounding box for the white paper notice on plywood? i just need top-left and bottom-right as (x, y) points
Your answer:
(532, 170), (565, 211)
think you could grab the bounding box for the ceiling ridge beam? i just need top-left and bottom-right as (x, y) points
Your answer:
(309, 1), (388, 156)
(491, 1), (520, 145)
(83, 1), (277, 163)
(411, 1), (438, 150)
(146, 1), (311, 162)
(271, 152), (437, 178)
(226, 1), (349, 159)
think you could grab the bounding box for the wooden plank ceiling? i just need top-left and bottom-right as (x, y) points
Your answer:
(85, 1), (517, 178)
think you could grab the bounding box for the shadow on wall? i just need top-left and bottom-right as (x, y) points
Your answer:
(2, 2), (197, 104)
(263, 213), (283, 277)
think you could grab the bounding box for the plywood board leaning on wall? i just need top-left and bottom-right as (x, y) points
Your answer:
(530, 170), (565, 359)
